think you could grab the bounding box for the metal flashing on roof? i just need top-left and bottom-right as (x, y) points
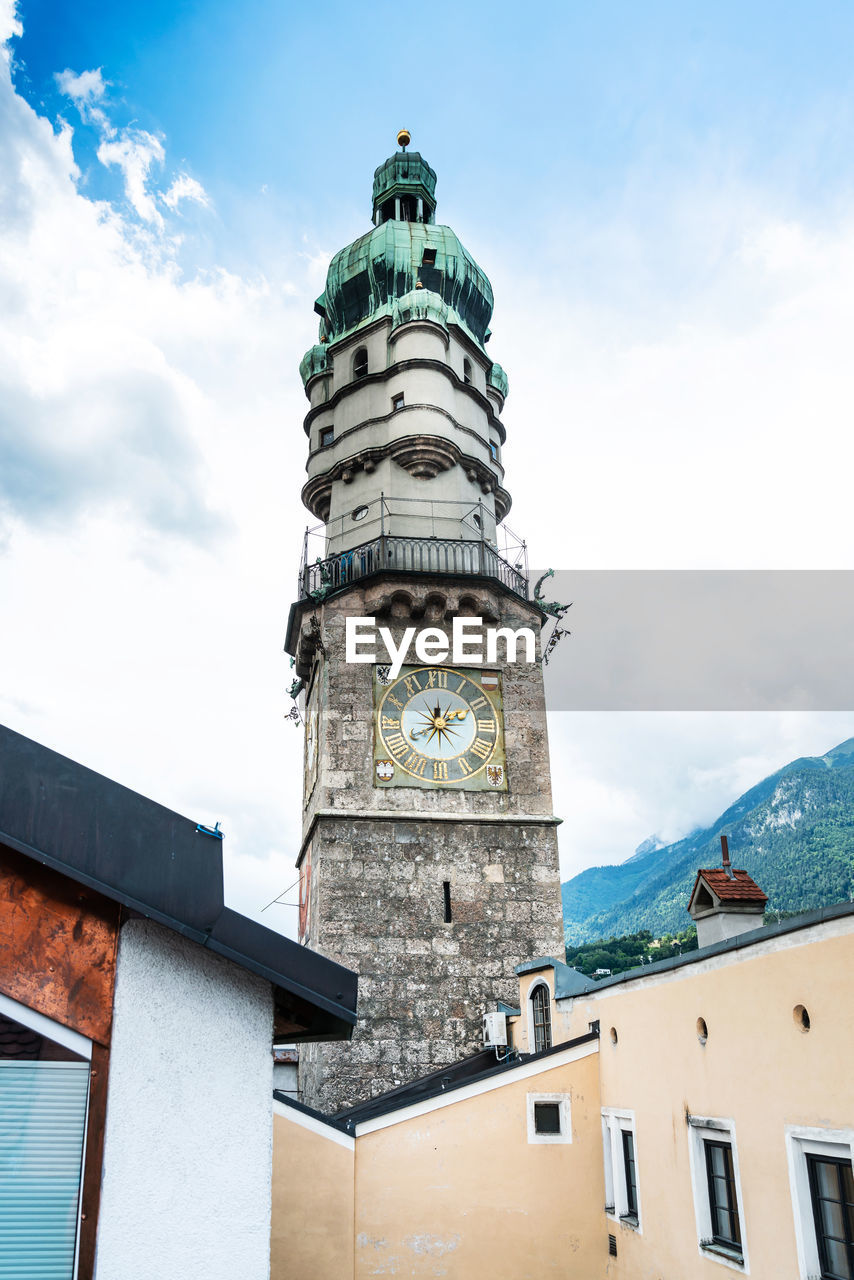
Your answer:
(589, 900), (854, 992)
(333, 1029), (600, 1129)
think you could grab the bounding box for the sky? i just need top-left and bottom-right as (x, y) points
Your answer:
(2, 0), (854, 932)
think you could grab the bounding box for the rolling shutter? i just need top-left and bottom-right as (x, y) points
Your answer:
(0, 1061), (90, 1278)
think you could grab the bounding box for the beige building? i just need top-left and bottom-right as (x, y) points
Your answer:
(272, 898), (854, 1279)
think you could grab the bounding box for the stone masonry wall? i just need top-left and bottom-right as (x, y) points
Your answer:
(294, 577), (565, 1114)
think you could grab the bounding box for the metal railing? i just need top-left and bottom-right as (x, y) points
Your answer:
(299, 534), (528, 601)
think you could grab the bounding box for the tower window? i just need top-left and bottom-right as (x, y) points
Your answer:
(422, 247), (437, 267)
(489, 441), (498, 461)
(442, 881), (452, 923)
(319, 426), (334, 448)
(353, 348), (368, 380)
(463, 359), (472, 385)
(391, 393), (405, 412)
(530, 983), (552, 1053)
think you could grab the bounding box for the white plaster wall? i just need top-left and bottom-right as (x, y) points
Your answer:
(95, 918), (274, 1280)
(696, 909), (765, 947)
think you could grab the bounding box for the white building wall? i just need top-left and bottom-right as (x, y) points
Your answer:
(95, 918), (274, 1280)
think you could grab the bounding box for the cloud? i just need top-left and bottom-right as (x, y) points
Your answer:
(97, 129), (165, 224)
(55, 66), (105, 105)
(162, 172), (210, 211)
(0, 0), (21, 48)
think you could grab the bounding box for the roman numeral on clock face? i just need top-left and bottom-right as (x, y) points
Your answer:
(433, 761), (448, 781)
(470, 739), (491, 761)
(385, 733), (408, 756)
(425, 669), (448, 689)
(477, 719), (495, 735)
(458, 757), (473, 776)
(403, 752), (427, 776)
(470, 696), (488, 711)
(381, 716), (400, 729)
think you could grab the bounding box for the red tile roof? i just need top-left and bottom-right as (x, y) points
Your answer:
(694, 868), (768, 904)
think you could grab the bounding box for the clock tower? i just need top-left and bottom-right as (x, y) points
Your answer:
(286, 133), (564, 1113)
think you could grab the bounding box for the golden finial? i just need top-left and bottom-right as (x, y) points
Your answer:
(397, 128), (411, 150)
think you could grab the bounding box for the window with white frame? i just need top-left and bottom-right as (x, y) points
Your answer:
(687, 1114), (748, 1269)
(602, 1108), (641, 1228)
(527, 1092), (571, 1144)
(787, 1126), (854, 1280)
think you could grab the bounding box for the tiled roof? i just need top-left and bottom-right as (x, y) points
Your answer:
(695, 868), (768, 903)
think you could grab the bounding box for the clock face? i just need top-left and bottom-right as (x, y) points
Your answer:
(374, 666), (507, 791)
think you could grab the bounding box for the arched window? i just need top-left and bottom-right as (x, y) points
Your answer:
(353, 347), (368, 380)
(530, 983), (552, 1054)
(463, 358), (472, 385)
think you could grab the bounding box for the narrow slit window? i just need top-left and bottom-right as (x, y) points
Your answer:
(463, 358), (472, 385)
(392, 393), (405, 412)
(353, 347), (368, 380)
(442, 881), (452, 923)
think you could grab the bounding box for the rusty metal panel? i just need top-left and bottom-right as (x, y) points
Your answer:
(0, 844), (119, 1045)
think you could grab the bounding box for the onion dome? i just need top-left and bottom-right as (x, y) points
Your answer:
(488, 362), (509, 400)
(392, 286), (449, 331)
(372, 150), (437, 224)
(315, 222), (493, 348)
(299, 343), (328, 388)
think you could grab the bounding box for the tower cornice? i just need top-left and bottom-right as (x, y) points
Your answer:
(301, 431), (510, 523)
(302, 354), (507, 445)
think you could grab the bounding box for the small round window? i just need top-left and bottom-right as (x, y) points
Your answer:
(352, 506), (369, 522)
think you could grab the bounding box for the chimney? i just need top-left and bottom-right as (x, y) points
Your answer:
(721, 834), (735, 880)
(688, 835), (767, 947)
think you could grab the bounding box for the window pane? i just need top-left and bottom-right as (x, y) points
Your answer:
(530, 986), (552, 1053)
(705, 1141), (741, 1247)
(808, 1155), (854, 1280)
(534, 1102), (560, 1134)
(622, 1129), (638, 1217)
(824, 1236), (853, 1280)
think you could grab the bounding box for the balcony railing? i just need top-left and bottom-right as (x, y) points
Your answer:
(299, 534), (528, 601)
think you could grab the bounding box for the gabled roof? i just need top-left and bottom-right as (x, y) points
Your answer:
(0, 724), (357, 1042)
(515, 956), (596, 998)
(689, 867), (768, 910)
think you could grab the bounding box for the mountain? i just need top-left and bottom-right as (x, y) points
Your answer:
(562, 738), (854, 943)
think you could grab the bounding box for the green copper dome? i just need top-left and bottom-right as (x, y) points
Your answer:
(488, 362), (509, 399)
(315, 221), (494, 349)
(392, 286), (449, 330)
(298, 343), (328, 388)
(372, 151), (437, 223)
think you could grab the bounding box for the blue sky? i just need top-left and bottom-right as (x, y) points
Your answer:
(3, 1), (854, 930)
(15, 1), (854, 257)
